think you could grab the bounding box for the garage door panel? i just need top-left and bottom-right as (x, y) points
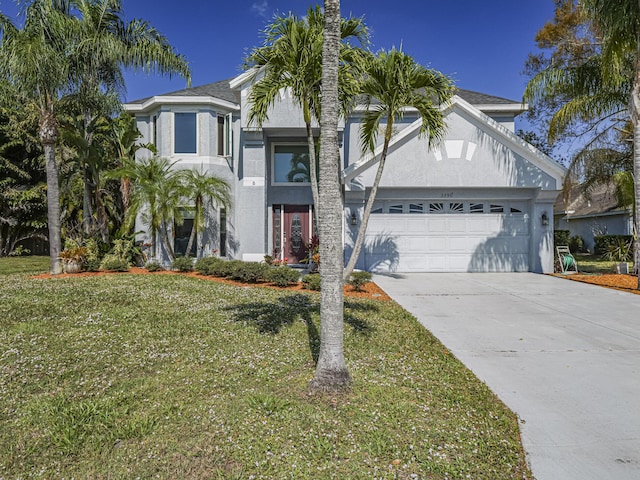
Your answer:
(365, 211), (530, 273)
(428, 218), (447, 232)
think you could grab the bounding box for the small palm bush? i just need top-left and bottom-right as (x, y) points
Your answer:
(348, 271), (372, 292)
(99, 254), (129, 272)
(302, 273), (321, 291)
(264, 265), (300, 287)
(172, 256), (194, 272)
(145, 261), (164, 272)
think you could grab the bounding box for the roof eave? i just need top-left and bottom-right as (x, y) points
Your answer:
(124, 95), (240, 113)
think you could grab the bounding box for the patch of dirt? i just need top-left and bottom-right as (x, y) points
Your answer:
(31, 267), (392, 301)
(553, 273), (640, 295)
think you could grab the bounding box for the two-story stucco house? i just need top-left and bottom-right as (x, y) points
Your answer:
(124, 70), (565, 273)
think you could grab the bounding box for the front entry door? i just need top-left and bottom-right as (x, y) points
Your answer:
(274, 205), (311, 264)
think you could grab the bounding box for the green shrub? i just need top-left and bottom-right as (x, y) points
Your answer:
(207, 259), (242, 277)
(172, 256), (194, 272)
(194, 257), (223, 275)
(554, 230), (570, 248)
(99, 254), (129, 272)
(603, 237), (633, 262)
(594, 235), (634, 255)
(230, 261), (268, 283)
(568, 235), (585, 254)
(302, 273), (321, 291)
(264, 266), (300, 287)
(145, 261), (164, 272)
(348, 271), (372, 292)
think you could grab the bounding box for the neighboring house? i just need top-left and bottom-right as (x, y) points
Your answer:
(123, 70), (565, 273)
(554, 183), (633, 252)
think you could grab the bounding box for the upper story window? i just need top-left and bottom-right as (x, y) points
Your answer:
(273, 144), (310, 184)
(174, 112), (197, 154)
(217, 115), (228, 157)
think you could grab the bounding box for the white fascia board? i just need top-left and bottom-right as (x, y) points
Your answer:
(351, 102), (527, 115)
(473, 103), (528, 114)
(229, 67), (263, 90)
(124, 95), (240, 113)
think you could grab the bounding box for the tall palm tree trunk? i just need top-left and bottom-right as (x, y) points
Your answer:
(343, 119), (393, 280)
(40, 115), (62, 275)
(632, 59), (640, 287)
(309, 0), (350, 393)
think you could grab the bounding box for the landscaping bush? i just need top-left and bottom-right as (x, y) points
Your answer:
(99, 254), (129, 272)
(594, 235), (633, 255)
(172, 256), (194, 272)
(569, 235), (585, 254)
(145, 261), (164, 272)
(302, 273), (321, 291)
(348, 271), (372, 292)
(264, 265), (300, 287)
(194, 256), (223, 275)
(230, 261), (268, 283)
(207, 259), (242, 277)
(554, 229), (570, 248)
(603, 237), (633, 262)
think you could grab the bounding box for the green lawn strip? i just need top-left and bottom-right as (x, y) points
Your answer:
(0, 256), (50, 275)
(573, 253), (635, 274)
(0, 274), (531, 479)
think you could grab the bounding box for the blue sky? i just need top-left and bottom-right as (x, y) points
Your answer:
(0, 0), (556, 108)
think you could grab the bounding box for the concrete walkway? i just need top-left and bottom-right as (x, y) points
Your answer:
(373, 273), (640, 480)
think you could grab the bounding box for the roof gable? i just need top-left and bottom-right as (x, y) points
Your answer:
(342, 95), (565, 189)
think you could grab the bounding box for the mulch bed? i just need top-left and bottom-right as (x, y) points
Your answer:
(553, 273), (640, 295)
(32, 267), (392, 301)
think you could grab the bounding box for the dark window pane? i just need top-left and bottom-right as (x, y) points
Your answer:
(217, 116), (225, 156)
(175, 112), (196, 154)
(274, 145), (310, 183)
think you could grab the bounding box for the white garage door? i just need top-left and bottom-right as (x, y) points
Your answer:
(364, 200), (530, 272)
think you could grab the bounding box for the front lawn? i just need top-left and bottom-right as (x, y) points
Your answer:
(0, 272), (531, 479)
(573, 253), (635, 274)
(0, 255), (49, 275)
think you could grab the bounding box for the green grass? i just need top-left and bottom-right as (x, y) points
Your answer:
(573, 253), (634, 274)
(0, 255), (50, 275)
(0, 273), (531, 479)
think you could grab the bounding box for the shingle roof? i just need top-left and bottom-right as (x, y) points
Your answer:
(127, 80), (519, 108)
(554, 182), (628, 217)
(128, 78), (239, 105)
(456, 88), (519, 106)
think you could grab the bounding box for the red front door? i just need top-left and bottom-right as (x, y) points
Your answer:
(274, 205), (311, 264)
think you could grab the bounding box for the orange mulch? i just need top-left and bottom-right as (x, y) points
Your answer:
(553, 273), (640, 295)
(31, 267), (392, 301)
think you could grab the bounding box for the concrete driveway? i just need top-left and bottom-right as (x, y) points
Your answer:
(373, 273), (640, 480)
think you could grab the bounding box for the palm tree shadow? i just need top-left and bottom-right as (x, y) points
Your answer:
(225, 294), (378, 364)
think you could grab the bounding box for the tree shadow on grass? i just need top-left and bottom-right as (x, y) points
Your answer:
(226, 294), (378, 364)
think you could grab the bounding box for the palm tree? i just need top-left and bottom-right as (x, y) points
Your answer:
(60, 0), (190, 238)
(578, 0), (640, 286)
(245, 6), (367, 210)
(119, 156), (182, 261)
(109, 113), (155, 227)
(308, 0), (350, 393)
(178, 167), (231, 258)
(342, 48), (454, 280)
(0, 4), (74, 274)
